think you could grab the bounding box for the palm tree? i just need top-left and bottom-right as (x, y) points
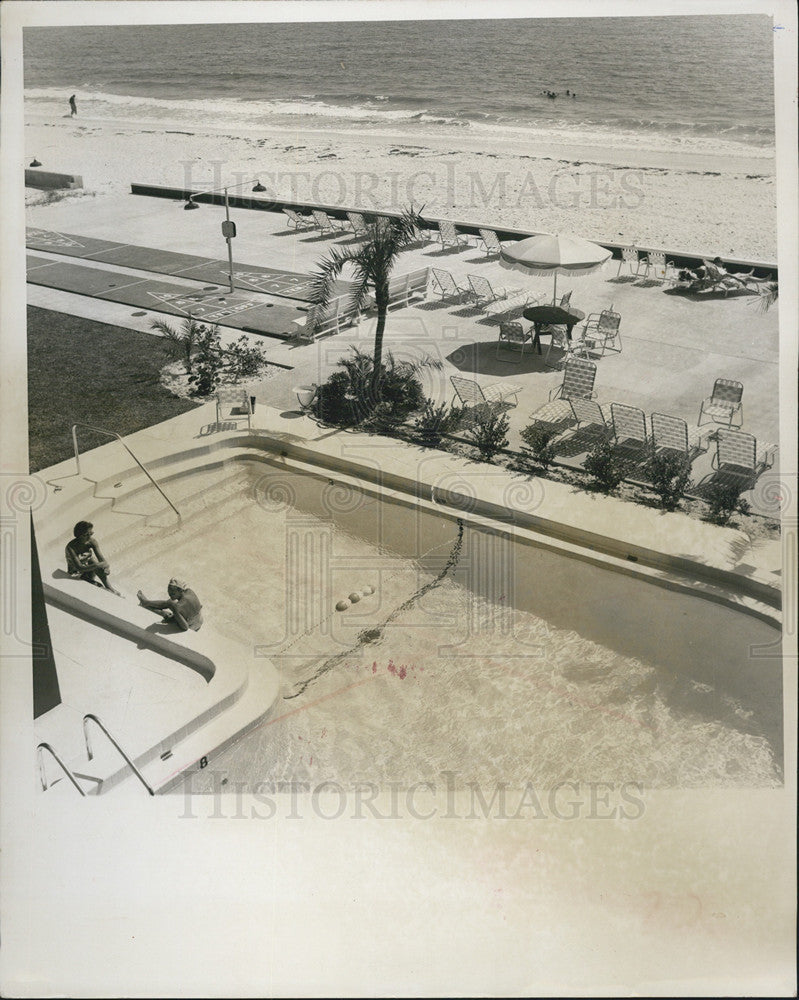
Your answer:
(150, 316), (207, 374)
(311, 207), (425, 394)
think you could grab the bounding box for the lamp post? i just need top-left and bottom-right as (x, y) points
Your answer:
(183, 178), (264, 294)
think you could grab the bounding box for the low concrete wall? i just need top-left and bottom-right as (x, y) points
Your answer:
(130, 182), (778, 276)
(27, 169), (83, 191)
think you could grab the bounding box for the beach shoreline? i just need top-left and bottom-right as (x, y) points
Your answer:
(24, 113), (778, 259)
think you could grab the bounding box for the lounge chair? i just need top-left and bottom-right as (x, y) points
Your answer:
(580, 307), (622, 356)
(467, 274), (528, 315)
(476, 229), (507, 256)
(642, 251), (677, 284)
(216, 387), (252, 429)
(650, 412), (707, 459)
(450, 375), (521, 411)
(569, 397), (610, 434)
(616, 246), (641, 277)
(610, 402), (648, 450)
(548, 358), (597, 401)
(431, 268), (471, 303)
(712, 429), (777, 486)
(436, 220), (472, 251)
(698, 378), (743, 429)
(311, 209), (347, 235)
(676, 260), (750, 296)
(346, 211), (371, 238)
(282, 208), (315, 231)
(496, 321), (533, 361)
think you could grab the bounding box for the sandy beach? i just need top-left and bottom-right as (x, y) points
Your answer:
(24, 113), (778, 261)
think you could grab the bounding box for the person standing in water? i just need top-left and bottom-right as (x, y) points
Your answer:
(69, 94), (77, 116)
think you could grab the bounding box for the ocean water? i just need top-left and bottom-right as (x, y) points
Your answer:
(23, 15), (776, 157)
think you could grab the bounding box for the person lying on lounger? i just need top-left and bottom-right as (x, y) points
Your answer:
(137, 578), (203, 631)
(65, 520), (121, 594)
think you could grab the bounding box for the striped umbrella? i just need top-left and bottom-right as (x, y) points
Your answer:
(500, 232), (612, 303)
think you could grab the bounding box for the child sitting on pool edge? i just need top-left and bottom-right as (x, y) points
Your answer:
(137, 578), (203, 632)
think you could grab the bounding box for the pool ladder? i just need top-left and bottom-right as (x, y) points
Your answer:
(71, 422), (181, 522)
(37, 714), (155, 796)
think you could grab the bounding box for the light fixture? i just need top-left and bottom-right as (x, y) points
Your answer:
(252, 180), (266, 193)
(184, 197), (199, 210)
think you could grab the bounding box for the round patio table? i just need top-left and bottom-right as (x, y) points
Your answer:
(522, 305), (585, 354)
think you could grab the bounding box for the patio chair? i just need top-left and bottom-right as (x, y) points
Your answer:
(549, 358), (597, 401)
(467, 273), (528, 315)
(311, 209), (347, 235)
(282, 208), (315, 231)
(436, 220), (472, 250)
(450, 375), (521, 411)
(431, 268), (472, 303)
(580, 307), (622, 356)
(496, 321), (533, 361)
(346, 211), (371, 238)
(616, 246), (641, 277)
(476, 229), (507, 256)
(558, 290), (573, 308)
(712, 429), (777, 485)
(642, 250), (677, 284)
(698, 378), (744, 429)
(610, 402), (648, 449)
(544, 326), (589, 367)
(216, 387), (252, 429)
(650, 412), (707, 459)
(569, 397), (610, 434)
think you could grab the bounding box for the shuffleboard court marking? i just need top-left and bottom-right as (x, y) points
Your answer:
(26, 244), (309, 336)
(26, 227), (353, 302)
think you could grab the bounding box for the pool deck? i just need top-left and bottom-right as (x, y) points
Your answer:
(26, 191), (785, 521)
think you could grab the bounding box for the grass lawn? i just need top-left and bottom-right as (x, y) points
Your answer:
(27, 306), (200, 472)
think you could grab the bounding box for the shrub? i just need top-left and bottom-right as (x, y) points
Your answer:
(520, 423), (558, 470)
(412, 400), (466, 445)
(224, 335), (270, 381)
(312, 347), (429, 428)
(465, 409), (509, 462)
(705, 480), (752, 525)
(186, 327), (224, 396)
(645, 451), (693, 509)
(583, 432), (634, 492)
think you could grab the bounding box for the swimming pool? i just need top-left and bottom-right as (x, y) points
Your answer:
(108, 454), (782, 790)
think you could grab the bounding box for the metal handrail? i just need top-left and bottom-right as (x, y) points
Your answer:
(83, 714), (155, 795)
(37, 742), (86, 796)
(71, 423), (181, 521)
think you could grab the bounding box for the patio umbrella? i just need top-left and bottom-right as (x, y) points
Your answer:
(500, 232), (612, 303)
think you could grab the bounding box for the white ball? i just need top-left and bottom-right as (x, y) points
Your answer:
(361, 584), (375, 595)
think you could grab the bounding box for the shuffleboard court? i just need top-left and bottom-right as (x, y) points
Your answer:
(26, 227), (353, 301)
(26, 255), (305, 336)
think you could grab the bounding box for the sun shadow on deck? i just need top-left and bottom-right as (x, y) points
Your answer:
(446, 340), (551, 377)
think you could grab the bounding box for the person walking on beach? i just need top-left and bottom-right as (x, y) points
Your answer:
(137, 578), (203, 632)
(69, 94), (77, 116)
(65, 521), (121, 594)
